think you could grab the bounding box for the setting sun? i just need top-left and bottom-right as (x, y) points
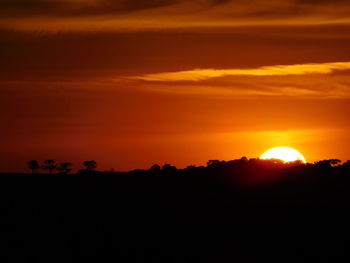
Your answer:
(260, 147), (307, 163)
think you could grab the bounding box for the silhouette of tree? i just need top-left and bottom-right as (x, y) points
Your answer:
(57, 162), (73, 174)
(207, 160), (220, 167)
(240, 156), (248, 163)
(287, 160), (305, 167)
(162, 164), (174, 170)
(185, 165), (198, 175)
(162, 164), (177, 175)
(343, 160), (350, 168)
(42, 160), (57, 174)
(315, 159), (341, 167)
(149, 164), (161, 175)
(83, 160), (97, 171)
(150, 164), (161, 172)
(28, 160), (40, 174)
(330, 159), (341, 166)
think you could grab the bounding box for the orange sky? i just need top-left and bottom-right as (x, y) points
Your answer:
(1, 0), (350, 172)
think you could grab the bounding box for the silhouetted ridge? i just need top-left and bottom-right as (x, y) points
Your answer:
(1, 157), (350, 262)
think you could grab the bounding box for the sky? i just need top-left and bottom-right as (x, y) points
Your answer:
(1, 0), (350, 172)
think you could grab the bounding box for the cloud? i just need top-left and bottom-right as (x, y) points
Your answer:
(131, 81), (350, 99)
(123, 62), (350, 99)
(0, 0), (176, 15)
(130, 62), (350, 82)
(1, 0), (350, 31)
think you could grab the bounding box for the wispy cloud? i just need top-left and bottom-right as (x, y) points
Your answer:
(1, 0), (350, 31)
(131, 61), (350, 82)
(132, 82), (350, 99)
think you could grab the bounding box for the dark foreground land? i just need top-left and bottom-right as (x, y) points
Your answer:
(1, 160), (350, 262)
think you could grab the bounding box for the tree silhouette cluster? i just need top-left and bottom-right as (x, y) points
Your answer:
(28, 160), (97, 174)
(27, 157), (350, 185)
(10, 156), (350, 262)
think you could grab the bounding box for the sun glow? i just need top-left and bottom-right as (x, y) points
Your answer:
(260, 146), (307, 163)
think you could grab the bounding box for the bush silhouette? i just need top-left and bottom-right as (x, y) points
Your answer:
(43, 160), (56, 174)
(83, 160), (97, 171)
(28, 160), (40, 173)
(57, 162), (73, 174)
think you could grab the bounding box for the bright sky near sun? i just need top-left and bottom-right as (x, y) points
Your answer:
(1, 0), (350, 171)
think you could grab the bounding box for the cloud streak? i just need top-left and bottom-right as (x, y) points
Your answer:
(1, 0), (350, 31)
(131, 61), (350, 82)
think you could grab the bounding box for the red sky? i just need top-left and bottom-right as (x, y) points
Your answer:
(1, 0), (350, 172)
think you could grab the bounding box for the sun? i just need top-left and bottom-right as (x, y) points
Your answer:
(260, 146), (307, 163)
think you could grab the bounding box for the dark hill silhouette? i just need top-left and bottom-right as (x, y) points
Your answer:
(1, 157), (350, 262)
